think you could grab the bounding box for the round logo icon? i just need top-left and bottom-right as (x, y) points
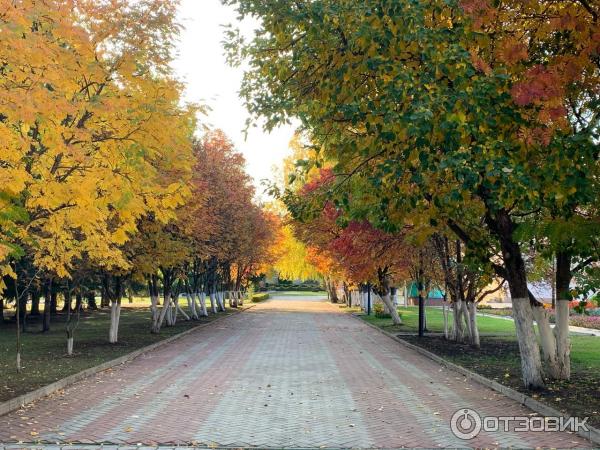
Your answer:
(450, 408), (482, 440)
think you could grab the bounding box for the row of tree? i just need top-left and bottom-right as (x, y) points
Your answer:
(228, 0), (600, 389)
(0, 1), (276, 364)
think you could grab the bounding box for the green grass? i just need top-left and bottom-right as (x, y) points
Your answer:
(361, 306), (517, 334)
(251, 293), (270, 302)
(0, 301), (235, 402)
(270, 291), (327, 297)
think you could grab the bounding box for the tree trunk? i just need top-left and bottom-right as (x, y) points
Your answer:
(75, 293), (82, 311)
(0, 296), (4, 324)
(378, 269), (401, 324)
(466, 302), (480, 348)
(30, 291), (40, 316)
(381, 291), (402, 324)
(197, 292), (208, 317)
(554, 250), (572, 379)
(61, 291), (71, 313)
(175, 294), (190, 321)
(327, 279), (339, 303)
(165, 294), (175, 327)
(18, 293), (27, 332)
(186, 292), (199, 320)
(87, 292), (97, 310)
(209, 291), (217, 314)
(217, 290), (226, 312)
(153, 293), (172, 333)
(43, 279), (52, 332)
(531, 305), (560, 378)
(451, 301), (463, 341)
(554, 298), (571, 379)
(487, 209), (545, 389)
(150, 291), (160, 333)
(460, 300), (472, 342)
(108, 299), (121, 343)
(443, 301), (449, 339)
(50, 291), (58, 314)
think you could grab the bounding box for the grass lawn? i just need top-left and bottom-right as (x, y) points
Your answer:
(362, 306), (517, 334)
(358, 306), (600, 427)
(0, 300), (236, 402)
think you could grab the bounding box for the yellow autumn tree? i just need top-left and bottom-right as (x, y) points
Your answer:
(0, 0), (196, 340)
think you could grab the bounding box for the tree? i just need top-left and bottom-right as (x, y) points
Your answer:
(227, 0), (599, 388)
(0, 0), (195, 348)
(272, 222), (322, 282)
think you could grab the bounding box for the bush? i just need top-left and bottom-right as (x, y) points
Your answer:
(477, 304), (492, 310)
(245, 284), (256, 301)
(569, 315), (600, 330)
(251, 293), (269, 303)
(373, 303), (392, 319)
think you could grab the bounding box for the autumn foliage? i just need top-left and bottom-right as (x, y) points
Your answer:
(0, 2), (276, 344)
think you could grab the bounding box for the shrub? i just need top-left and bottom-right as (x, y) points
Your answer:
(373, 303), (393, 319)
(251, 293), (269, 302)
(477, 304), (492, 310)
(569, 315), (600, 330)
(245, 284), (256, 301)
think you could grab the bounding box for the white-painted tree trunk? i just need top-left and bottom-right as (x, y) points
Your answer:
(197, 292), (208, 317)
(209, 292), (217, 314)
(165, 296), (174, 327)
(176, 295), (190, 321)
(451, 301), (464, 342)
(554, 299), (571, 379)
(381, 292), (402, 325)
(443, 303), (449, 339)
(109, 302), (121, 343)
(512, 297), (545, 389)
(460, 300), (472, 342)
(67, 337), (74, 355)
(187, 294), (198, 320)
(532, 305), (560, 379)
(150, 293), (160, 331)
(237, 291), (244, 306)
(217, 291), (226, 312)
(153, 295), (172, 333)
(466, 302), (480, 348)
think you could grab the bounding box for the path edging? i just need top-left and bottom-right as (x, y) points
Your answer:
(353, 313), (600, 446)
(0, 305), (254, 418)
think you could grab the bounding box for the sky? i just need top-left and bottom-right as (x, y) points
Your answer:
(171, 0), (296, 194)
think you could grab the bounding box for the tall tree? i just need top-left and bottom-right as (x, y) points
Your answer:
(227, 0), (599, 388)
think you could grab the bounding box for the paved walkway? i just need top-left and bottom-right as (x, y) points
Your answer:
(0, 295), (592, 448)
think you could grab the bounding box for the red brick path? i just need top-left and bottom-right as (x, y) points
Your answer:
(0, 295), (592, 448)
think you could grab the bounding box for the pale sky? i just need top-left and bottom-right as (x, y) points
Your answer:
(171, 0), (296, 194)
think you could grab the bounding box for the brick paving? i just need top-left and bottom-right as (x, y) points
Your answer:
(0, 295), (593, 448)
